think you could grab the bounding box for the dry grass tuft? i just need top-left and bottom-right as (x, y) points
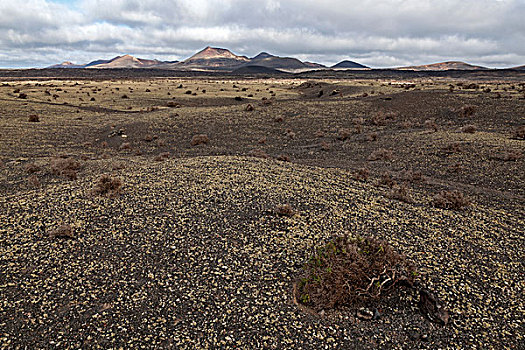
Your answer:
(276, 154), (291, 162)
(457, 105), (476, 118)
(388, 184), (413, 203)
(28, 114), (40, 122)
(461, 124), (477, 134)
(190, 134), (209, 146)
(274, 204), (295, 217)
(295, 234), (415, 310)
(337, 128), (351, 141)
(368, 148), (393, 161)
(50, 157), (81, 180)
(353, 167), (370, 182)
(154, 152), (170, 161)
(248, 148), (269, 159)
(92, 175), (122, 197)
(432, 190), (470, 210)
(501, 150), (523, 161)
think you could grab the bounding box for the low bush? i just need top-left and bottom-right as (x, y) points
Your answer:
(432, 190), (470, 210)
(461, 124), (477, 133)
(274, 204), (295, 217)
(92, 175), (122, 197)
(28, 114), (40, 122)
(190, 134), (209, 146)
(368, 148), (393, 161)
(295, 234), (415, 310)
(50, 157), (81, 180)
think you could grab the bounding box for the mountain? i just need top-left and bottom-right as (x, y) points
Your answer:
(86, 55), (161, 69)
(509, 65), (525, 70)
(47, 61), (84, 69)
(331, 60), (368, 69)
(398, 61), (489, 71)
(179, 46), (249, 68)
(246, 52), (325, 70)
(232, 65), (287, 75)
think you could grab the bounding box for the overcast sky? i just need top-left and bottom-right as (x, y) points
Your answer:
(1, 0), (524, 68)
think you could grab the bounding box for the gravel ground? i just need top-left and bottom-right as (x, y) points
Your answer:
(1, 156), (523, 349)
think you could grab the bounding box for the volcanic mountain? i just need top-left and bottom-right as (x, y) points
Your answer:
(178, 47), (250, 69)
(331, 60), (369, 69)
(85, 55), (161, 69)
(245, 52), (325, 71)
(398, 61), (489, 71)
(47, 61), (85, 69)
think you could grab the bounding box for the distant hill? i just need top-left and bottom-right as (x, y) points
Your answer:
(246, 52), (325, 70)
(398, 61), (489, 71)
(47, 61), (85, 69)
(86, 55), (160, 69)
(178, 47), (249, 68)
(509, 65), (525, 70)
(331, 60), (368, 69)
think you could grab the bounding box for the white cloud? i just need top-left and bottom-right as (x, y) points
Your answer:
(0, 0), (524, 68)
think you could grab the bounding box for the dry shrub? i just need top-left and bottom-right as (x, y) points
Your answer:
(400, 120), (413, 129)
(276, 154), (291, 162)
(353, 167), (369, 182)
(457, 105), (476, 118)
(18, 93), (28, 99)
(119, 142), (132, 151)
(424, 119), (438, 132)
(388, 184), (413, 203)
(461, 124), (477, 133)
(28, 114), (40, 122)
(273, 116), (284, 123)
(320, 141), (331, 151)
(92, 175), (122, 197)
(314, 130), (325, 138)
(121, 94), (129, 99)
(371, 111), (398, 126)
(376, 172), (395, 188)
(432, 190), (470, 210)
(295, 235), (415, 310)
(368, 148), (393, 161)
(511, 125), (525, 140)
(337, 128), (351, 141)
(442, 142), (462, 154)
(154, 152), (170, 161)
(245, 104), (254, 111)
(50, 157), (81, 180)
(274, 204), (295, 217)
(27, 175), (41, 187)
(501, 150), (523, 161)
(167, 101), (180, 107)
(24, 163), (40, 174)
(248, 148), (269, 159)
(190, 134), (209, 146)
(257, 137), (267, 144)
(48, 224), (74, 239)
(285, 129), (296, 139)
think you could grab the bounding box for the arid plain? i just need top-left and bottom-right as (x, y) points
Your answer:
(1, 72), (524, 348)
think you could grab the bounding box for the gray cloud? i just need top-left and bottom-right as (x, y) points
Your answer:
(0, 0), (524, 68)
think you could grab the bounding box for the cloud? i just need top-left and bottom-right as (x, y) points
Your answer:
(0, 0), (524, 68)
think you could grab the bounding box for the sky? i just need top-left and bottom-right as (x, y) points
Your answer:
(0, 0), (524, 68)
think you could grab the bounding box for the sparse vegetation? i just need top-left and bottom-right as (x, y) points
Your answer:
(461, 124), (477, 133)
(274, 204), (295, 217)
(432, 190), (470, 210)
(295, 234), (415, 310)
(368, 148), (393, 161)
(27, 114), (40, 122)
(92, 175), (122, 197)
(190, 134), (210, 146)
(50, 157), (81, 180)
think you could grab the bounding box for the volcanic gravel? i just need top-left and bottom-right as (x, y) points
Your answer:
(1, 156), (523, 349)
